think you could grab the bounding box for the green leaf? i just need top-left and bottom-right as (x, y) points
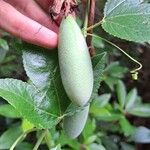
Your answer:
(105, 62), (128, 78)
(104, 77), (119, 91)
(47, 67), (70, 114)
(120, 142), (135, 150)
(0, 38), (9, 63)
(91, 94), (111, 109)
(131, 126), (150, 143)
(92, 34), (105, 48)
(0, 79), (62, 128)
(0, 49), (7, 63)
(119, 117), (134, 136)
(57, 131), (80, 150)
(116, 80), (126, 108)
(84, 135), (97, 145)
(99, 122), (121, 133)
(22, 46), (58, 91)
(104, 62), (128, 91)
(16, 142), (33, 150)
(102, 0), (150, 42)
(0, 104), (20, 118)
(127, 104), (150, 117)
(102, 136), (119, 150)
(91, 53), (107, 100)
(125, 88), (137, 110)
(0, 125), (22, 149)
(93, 109), (122, 121)
(22, 44), (71, 115)
(97, 114), (122, 121)
(82, 119), (96, 139)
(90, 107), (111, 117)
(51, 144), (61, 150)
(0, 38), (9, 50)
(89, 143), (106, 150)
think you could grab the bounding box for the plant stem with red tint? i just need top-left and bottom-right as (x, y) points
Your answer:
(86, 0), (96, 57)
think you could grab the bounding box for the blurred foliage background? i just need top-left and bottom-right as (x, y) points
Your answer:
(0, 0), (150, 150)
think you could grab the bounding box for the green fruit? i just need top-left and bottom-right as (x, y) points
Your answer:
(63, 105), (89, 139)
(58, 15), (93, 106)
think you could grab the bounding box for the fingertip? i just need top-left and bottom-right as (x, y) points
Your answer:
(0, 1), (58, 49)
(22, 24), (58, 49)
(37, 27), (58, 49)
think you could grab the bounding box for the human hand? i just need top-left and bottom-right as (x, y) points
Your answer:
(0, 0), (58, 49)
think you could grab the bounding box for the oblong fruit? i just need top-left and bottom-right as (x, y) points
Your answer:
(58, 15), (93, 106)
(63, 105), (89, 139)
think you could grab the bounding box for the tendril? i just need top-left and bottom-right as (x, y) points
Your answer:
(87, 33), (142, 80)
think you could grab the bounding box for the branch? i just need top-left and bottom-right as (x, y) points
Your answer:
(86, 0), (96, 57)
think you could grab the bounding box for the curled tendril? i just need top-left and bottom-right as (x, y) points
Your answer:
(86, 33), (142, 80)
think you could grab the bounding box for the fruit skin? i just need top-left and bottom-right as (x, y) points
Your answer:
(63, 105), (89, 139)
(58, 15), (93, 106)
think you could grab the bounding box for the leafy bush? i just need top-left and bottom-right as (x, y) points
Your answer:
(0, 0), (150, 149)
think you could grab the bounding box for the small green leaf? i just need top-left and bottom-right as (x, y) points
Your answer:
(105, 62), (128, 78)
(116, 80), (126, 108)
(104, 77), (119, 91)
(93, 110), (122, 122)
(125, 88), (137, 110)
(91, 52), (107, 100)
(0, 49), (7, 63)
(0, 125), (22, 149)
(0, 38), (9, 50)
(51, 144), (61, 150)
(131, 126), (150, 143)
(92, 94), (111, 108)
(82, 119), (96, 139)
(102, 136), (119, 150)
(57, 131), (80, 150)
(0, 39), (9, 63)
(102, 0), (150, 42)
(99, 122), (121, 133)
(89, 143), (106, 150)
(0, 104), (20, 118)
(119, 117), (134, 136)
(84, 135), (97, 145)
(98, 114), (122, 121)
(92, 34), (105, 48)
(90, 107), (111, 117)
(16, 142), (33, 150)
(120, 142), (135, 150)
(127, 104), (150, 117)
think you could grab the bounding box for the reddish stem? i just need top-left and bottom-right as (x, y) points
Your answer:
(86, 0), (96, 57)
